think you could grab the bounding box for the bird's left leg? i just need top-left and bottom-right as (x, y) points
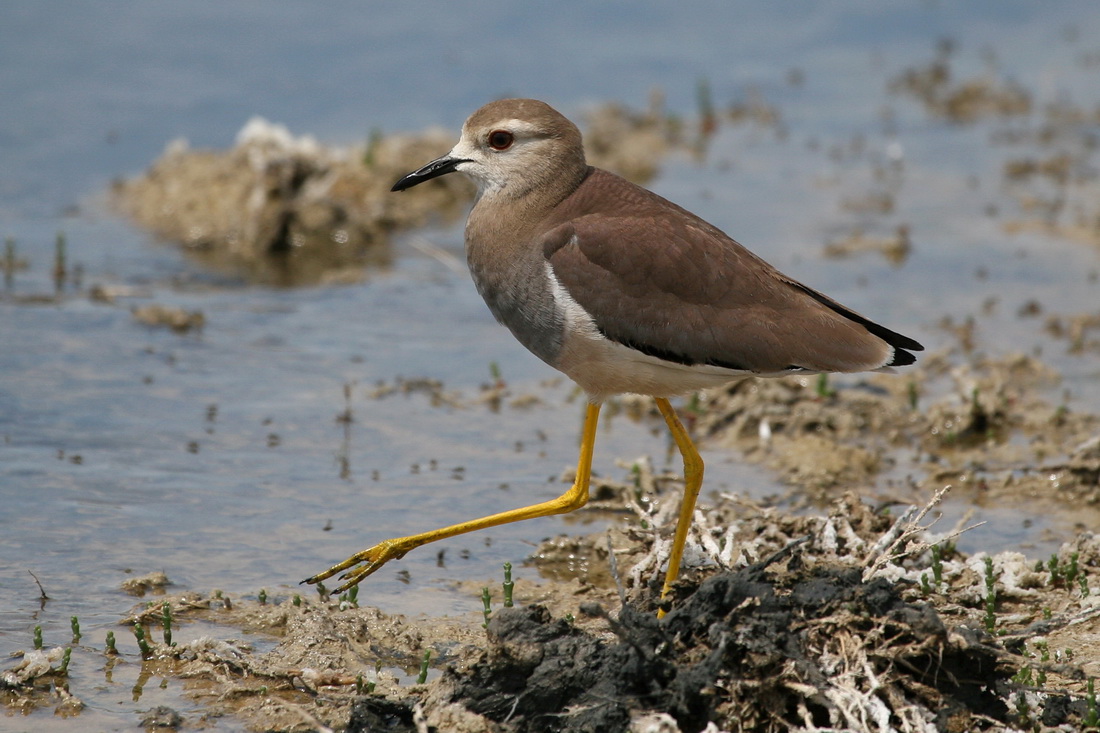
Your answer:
(653, 397), (705, 617)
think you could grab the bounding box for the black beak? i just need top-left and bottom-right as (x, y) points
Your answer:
(391, 156), (468, 192)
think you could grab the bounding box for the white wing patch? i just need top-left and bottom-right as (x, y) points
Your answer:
(543, 255), (754, 401)
(544, 258), (602, 341)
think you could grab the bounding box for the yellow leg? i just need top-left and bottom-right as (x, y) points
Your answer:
(654, 397), (704, 618)
(304, 402), (603, 593)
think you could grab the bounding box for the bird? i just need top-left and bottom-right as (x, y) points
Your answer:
(304, 98), (923, 613)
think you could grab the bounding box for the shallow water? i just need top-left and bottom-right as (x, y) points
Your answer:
(3, 2), (1100, 730)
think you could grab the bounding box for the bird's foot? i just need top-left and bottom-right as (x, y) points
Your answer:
(302, 539), (410, 593)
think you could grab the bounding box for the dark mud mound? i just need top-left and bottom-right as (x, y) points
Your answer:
(435, 550), (1012, 733)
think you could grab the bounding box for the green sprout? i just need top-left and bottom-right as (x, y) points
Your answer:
(931, 544), (944, 588)
(1012, 666), (1032, 686)
(1085, 678), (1098, 727)
(481, 587), (492, 628)
(133, 624), (152, 657)
(983, 556), (997, 634)
(106, 631), (118, 655)
(1014, 691), (1030, 726)
(1066, 552), (1080, 584)
(503, 563), (514, 608)
(70, 616), (81, 644)
(53, 231), (67, 286)
(417, 649), (431, 685)
(362, 127), (382, 168)
(33, 625), (42, 650)
(1048, 554), (1063, 585)
(3, 237), (15, 287)
(162, 602), (174, 647)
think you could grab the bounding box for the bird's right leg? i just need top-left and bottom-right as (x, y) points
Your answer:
(303, 402), (602, 593)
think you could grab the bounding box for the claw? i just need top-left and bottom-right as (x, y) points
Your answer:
(304, 539), (410, 591)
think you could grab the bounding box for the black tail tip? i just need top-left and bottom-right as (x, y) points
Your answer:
(887, 347), (919, 367)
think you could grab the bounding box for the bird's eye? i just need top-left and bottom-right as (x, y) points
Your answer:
(487, 130), (514, 150)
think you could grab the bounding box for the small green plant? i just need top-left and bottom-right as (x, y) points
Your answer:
(162, 602), (174, 647)
(258, 588), (267, 605)
(315, 581), (328, 600)
(1085, 677), (1098, 727)
(1034, 640), (1050, 663)
(106, 631), (118, 655)
(1012, 666), (1033, 686)
(1066, 552), (1080, 584)
(481, 587), (492, 628)
(1048, 554), (1063, 586)
(53, 231), (67, 285)
(983, 556), (997, 634)
(920, 572), (932, 596)
(33, 625), (43, 650)
(133, 624), (152, 657)
(696, 76), (716, 137)
(1081, 574), (1091, 598)
(293, 594), (302, 607)
(417, 650), (431, 684)
(362, 127), (382, 168)
(3, 237), (15, 284)
(931, 543), (944, 588)
(1014, 691), (1031, 727)
(815, 373), (836, 399)
(907, 380), (919, 410)
(502, 563), (514, 608)
(70, 616), (81, 644)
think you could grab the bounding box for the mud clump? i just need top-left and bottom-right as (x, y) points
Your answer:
(432, 558), (1007, 733)
(113, 119), (471, 285)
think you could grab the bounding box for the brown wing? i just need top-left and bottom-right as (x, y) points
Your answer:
(541, 169), (922, 374)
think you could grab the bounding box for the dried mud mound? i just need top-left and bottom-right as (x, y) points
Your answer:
(112, 119), (472, 285)
(419, 552), (1009, 733)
